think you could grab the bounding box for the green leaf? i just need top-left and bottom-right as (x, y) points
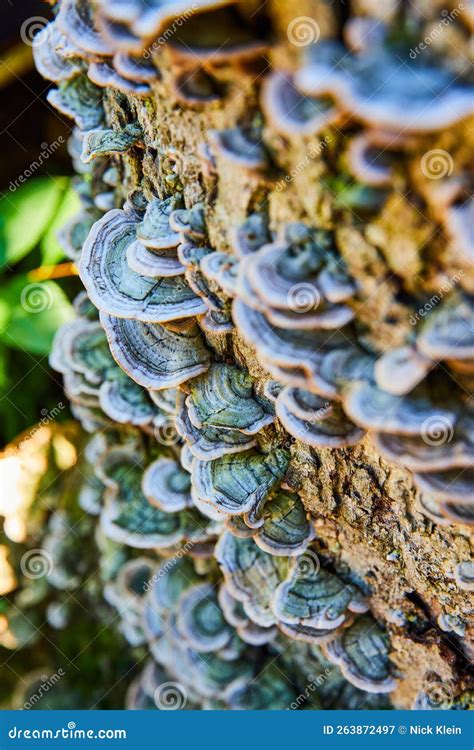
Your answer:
(41, 183), (81, 265)
(0, 274), (74, 355)
(0, 177), (69, 267)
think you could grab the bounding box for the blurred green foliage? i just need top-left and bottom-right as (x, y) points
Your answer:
(0, 423), (139, 709)
(0, 176), (81, 446)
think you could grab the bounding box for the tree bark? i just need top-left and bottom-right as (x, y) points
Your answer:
(64, 0), (474, 708)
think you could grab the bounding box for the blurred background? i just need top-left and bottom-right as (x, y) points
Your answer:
(0, 2), (135, 709)
(1, 0), (79, 444)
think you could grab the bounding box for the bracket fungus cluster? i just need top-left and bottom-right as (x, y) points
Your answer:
(50, 311), (174, 431)
(38, 0), (474, 711)
(295, 42), (474, 134)
(114, 543), (394, 708)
